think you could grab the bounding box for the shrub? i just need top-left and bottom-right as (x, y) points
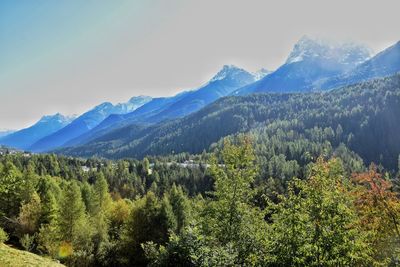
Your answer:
(0, 227), (9, 243)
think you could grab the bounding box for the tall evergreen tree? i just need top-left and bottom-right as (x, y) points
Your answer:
(58, 181), (93, 260)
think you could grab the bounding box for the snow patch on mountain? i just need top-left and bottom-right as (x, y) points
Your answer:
(210, 65), (255, 82)
(253, 68), (271, 80)
(286, 35), (372, 68)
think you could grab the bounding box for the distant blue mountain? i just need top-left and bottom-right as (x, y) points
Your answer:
(29, 96), (151, 152)
(0, 129), (15, 138)
(252, 68), (271, 80)
(65, 65), (256, 147)
(233, 36), (372, 95)
(0, 113), (75, 150)
(63, 94), (189, 147)
(320, 41), (400, 89)
(148, 65), (256, 121)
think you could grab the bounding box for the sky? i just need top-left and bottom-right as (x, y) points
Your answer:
(1, 0), (399, 130)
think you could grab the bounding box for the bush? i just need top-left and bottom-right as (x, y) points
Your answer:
(20, 234), (35, 251)
(0, 227), (9, 243)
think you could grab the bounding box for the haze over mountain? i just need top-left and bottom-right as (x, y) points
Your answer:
(0, 113), (75, 150)
(320, 40), (400, 89)
(29, 96), (151, 152)
(232, 36), (372, 95)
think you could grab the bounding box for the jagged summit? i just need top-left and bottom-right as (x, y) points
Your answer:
(210, 65), (254, 82)
(128, 95), (152, 104)
(253, 68), (271, 80)
(93, 102), (113, 110)
(286, 35), (372, 67)
(38, 113), (75, 124)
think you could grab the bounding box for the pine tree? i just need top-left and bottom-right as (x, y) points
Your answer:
(92, 173), (112, 254)
(58, 181), (92, 254)
(93, 172), (112, 213)
(169, 184), (190, 232)
(81, 182), (95, 214)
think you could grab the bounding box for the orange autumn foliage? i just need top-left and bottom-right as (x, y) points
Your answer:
(352, 164), (400, 260)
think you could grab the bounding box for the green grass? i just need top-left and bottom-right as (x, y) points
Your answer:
(0, 244), (65, 267)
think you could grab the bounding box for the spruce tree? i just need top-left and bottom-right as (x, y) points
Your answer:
(58, 181), (92, 255)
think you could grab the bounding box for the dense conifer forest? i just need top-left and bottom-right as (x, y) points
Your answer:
(1, 133), (400, 266)
(61, 74), (400, 173)
(2, 74), (400, 266)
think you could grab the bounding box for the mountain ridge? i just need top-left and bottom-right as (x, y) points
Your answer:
(232, 36), (372, 95)
(64, 65), (256, 148)
(57, 74), (400, 170)
(29, 96), (152, 152)
(0, 113), (75, 150)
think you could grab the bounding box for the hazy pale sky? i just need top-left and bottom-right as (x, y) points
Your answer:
(1, 0), (399, 130)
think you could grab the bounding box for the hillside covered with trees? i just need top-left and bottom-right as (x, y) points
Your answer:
(3, 74), (400, 267)
(61, 74), (400, 171)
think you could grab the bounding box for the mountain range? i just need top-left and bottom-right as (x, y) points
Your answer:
(28, 96), (151, 152)
(58, 74), (400, 170)
(54, 65), (258, 148)
(0, 113), (75, 150)
(1, 36), (399, 157)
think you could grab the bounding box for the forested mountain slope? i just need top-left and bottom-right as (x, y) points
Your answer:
(59, 74), (400, 170)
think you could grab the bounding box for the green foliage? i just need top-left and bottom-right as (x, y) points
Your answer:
(169, 184), (190, 232)
(17, 192), (42, 235)
(0, 227), (8, 243)
(20, 233), (36, 252)
(203, 138), (268, 265)
(206, 137), (259, 243)
(2, 126), (400, 266)
(58, 181), (93, 262)
(0, 161), (26, 218)
(266, 158), (371, 266)
(37, 220), (60, 258)
(93, 172), (112, 212)
(120, 191), (177, 265)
